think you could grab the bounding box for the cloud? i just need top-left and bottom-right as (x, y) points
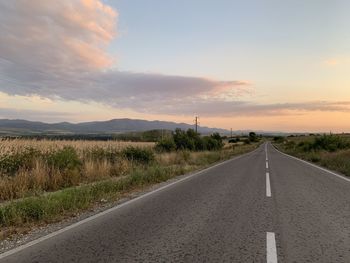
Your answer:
(2, 101), (350, 124)
(2, 1), (349, 120)
(0, 0), (251, 115)
(144, 100), (350, 117)
(0, 0), (116, 70)
(0, 107), (75, 122)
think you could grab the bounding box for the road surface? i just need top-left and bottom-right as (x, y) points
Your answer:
(1, 143), (349, 262)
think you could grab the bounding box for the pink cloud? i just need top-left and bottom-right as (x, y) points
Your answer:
(0, 0), (117, 71)
(0, 0), (252, 116)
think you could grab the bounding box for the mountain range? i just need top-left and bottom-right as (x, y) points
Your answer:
(0, 118), (230, 135)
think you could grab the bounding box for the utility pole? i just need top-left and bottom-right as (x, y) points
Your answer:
(194, 116), (199, 134)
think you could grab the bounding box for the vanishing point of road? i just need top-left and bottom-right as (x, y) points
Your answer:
(1, 143), (349, 262)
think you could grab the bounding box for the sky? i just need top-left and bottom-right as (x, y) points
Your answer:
(0, 0), (350, 132)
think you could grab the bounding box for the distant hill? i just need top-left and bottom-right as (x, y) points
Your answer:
(0, 118), (230, 135)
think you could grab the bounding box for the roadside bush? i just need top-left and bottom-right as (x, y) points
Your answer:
(297, 141), (313, 152)
(0, 155), (24, 176)
(46, 146), (81, 171)
(273, 136), (285, 143)
(229, 138), (240, 143)
(187, 129), (206, 151)
(203, 136), (221, 150)
(243, 138), (251, 145)
(249, 132), (259, 142)
(0, 147), (41, 176)
(122, 146), (155, 164)
(162, 129), (224, 152)
(312, 135), (349, 152)
(285, 140), (296, 150)
(155, 137), (176, 152)
(84, 147), (118, 163)
(210, 133), (224, 149)
(173, 129), (195, 150)
(297, 135), (350, 152)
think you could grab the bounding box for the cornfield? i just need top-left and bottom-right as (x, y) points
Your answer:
(0, 139), (154, 157)
(0, 139), (155, 201)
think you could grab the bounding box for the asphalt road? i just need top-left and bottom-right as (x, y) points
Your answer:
(1, 143), (350, 262)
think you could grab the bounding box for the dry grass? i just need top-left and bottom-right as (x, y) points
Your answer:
(0, 138), (154, 158)
(0, 139), (152, 201)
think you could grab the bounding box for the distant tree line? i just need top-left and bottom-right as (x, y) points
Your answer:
(0, 134), (115, 141)
(228, 132), (261, 144)
(0, 130), (173, 142)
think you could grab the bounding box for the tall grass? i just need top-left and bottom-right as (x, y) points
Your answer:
(0, 139), (154, 156)
(0, 140), (153, 201)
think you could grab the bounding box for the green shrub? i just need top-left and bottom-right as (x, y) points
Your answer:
(297, 135), (350, 152)
(210, 133), (224, 149)
(173, 128), (195, 150)
(249, 132), (259, 142)
(46, 146), (81, 171)
(202, 137), (219, 150)
(122, 146), (155, 164)
(312, 135), (349, 152)
(285, 140), (296, 150)
(273, 136), (285, 143)
(187, 129), (206, 151)
(155, 138), (176, 152)
(229, 138), (240, 143)
(297, 141), (313, 152)
(0, 147), (41, 176)
(84, 147), (118, 162)
(310, 155), (321, 162)
(243, 138), (251, 145)
(0, 155), (23, 176)
(194, 137), (206, 151)
(166, 129), (225, 152)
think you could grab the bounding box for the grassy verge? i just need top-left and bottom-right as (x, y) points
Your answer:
(274, 134), (350, 177)
(0, 143), (258, 240)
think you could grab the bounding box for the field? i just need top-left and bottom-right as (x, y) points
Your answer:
(0, 138), (259, 239)
(0, 139), (154, 201)
(274, 134), (350, 177)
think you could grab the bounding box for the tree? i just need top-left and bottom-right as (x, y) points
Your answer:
(249, 132), (258, 142)
(173, 128), (194, 150)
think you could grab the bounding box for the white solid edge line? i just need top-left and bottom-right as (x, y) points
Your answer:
(267, 232), (278, 263)
(0, 146), (262, 260)
(272, 145), (350, 183)
(266, 172), (271, 197)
